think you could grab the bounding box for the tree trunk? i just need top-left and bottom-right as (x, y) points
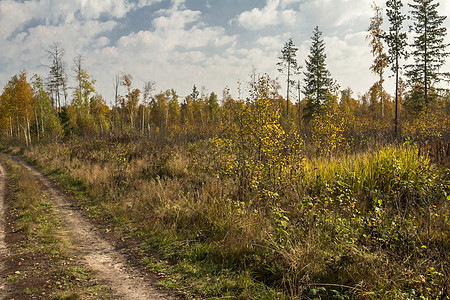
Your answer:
(142, 106), (145, 133)
(35, 108), (40, 141)
(9, 117), (12, 137)
(27, 116), (31, 145)
(286, 61), (290, 117)
(424, 15), (428, 105)
(40, 102), (45, 136)
(394, 55), (399, 138)
(297, 80), (302, 128)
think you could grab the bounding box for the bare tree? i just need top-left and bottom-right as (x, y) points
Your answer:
(142, 80), (156, 133)
(46, 42), (68, 110)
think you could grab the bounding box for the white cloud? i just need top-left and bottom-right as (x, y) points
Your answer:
(78, 0), (135, 19)
(298, 0), (372, 29)
(1, 0), (449, 105)
(234, 0), (373, 32)
(115, 8), (236, 58)
(0, 0), (40, 38)
(0, 0), (162, 39)
(81, 4), (239, 100)
(235, 0), (297, 30)
(324, 32), (375, 93)
(153, 9), (201, 31)
(256, 35), (291, 52)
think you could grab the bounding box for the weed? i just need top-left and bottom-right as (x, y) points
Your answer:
(13, 137), (449, 299)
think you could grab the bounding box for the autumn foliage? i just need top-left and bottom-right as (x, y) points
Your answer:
(1, 19), (449, 297)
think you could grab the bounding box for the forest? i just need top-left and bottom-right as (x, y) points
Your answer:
(0, 0), (449, 299)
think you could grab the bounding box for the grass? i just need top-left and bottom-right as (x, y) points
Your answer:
(0, 154), (111, 299)
(8, 137), (449, 299)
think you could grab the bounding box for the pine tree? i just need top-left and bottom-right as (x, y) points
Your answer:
(303, 26), (332, 121)
(384, 0), (407, 137)
(407, 0), (449, 106)
(277, 38), (301, 118)
(191, 85), (199, 101)
(207, 92), (219, 124)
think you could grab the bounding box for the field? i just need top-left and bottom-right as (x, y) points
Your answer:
(1, 70), (449, 299)
(1, 127), (445, 299)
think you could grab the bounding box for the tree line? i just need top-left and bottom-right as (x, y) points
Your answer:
(278, 0), (448, 131)
(0, 0), (449, 146)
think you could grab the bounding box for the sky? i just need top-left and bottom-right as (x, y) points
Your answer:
(1, 0), (449, 105)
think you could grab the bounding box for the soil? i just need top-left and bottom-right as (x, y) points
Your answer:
(0, 157), (175, 300)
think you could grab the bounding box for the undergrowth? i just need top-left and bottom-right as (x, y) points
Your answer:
(9, 137), (448, 299)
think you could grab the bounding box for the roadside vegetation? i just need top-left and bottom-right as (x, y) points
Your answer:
(0, 0), (449, 298)
(2, 77), (448, 299)
(6, 120), (449, 299)
(1, 154), (111, 299)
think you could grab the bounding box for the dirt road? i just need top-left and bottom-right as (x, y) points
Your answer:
(2, 157), (173, 300)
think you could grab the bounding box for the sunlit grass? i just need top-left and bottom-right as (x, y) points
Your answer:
(0, 154), (111, 299)
(15, 138), (449, 299)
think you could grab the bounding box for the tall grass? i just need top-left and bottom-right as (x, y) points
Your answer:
(15, 138), (449, 299)
(302, 146), (436, 209)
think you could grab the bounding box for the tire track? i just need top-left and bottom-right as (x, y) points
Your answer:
(0, 162), (7, 299)
(14, 158), (172, 300)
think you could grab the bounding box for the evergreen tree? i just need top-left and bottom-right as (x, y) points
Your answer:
(384, 0), (408, 137)
(168, 89), (181, 129)
(303, 26), (332, 121)
(407, 0), (449, 106)
(277, 38), (301, 118)
(207, 92), (219, 124)
(190, 84), (199, 101)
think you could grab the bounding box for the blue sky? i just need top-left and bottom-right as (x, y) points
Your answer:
(1, 0), (449, 104)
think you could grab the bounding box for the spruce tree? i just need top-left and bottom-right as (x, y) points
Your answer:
(303, 26), (332, 121)
(384, 0), (407, 137)
(407, 0), (449, 107)
(277, 38), (301, 118)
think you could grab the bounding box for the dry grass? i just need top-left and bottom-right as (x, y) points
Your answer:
(0, 154), (111, 299)
(14, 138), (449, 299)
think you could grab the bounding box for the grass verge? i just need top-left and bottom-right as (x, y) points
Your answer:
(1, 154), (111, 299)
(7, 140), (450, 299)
